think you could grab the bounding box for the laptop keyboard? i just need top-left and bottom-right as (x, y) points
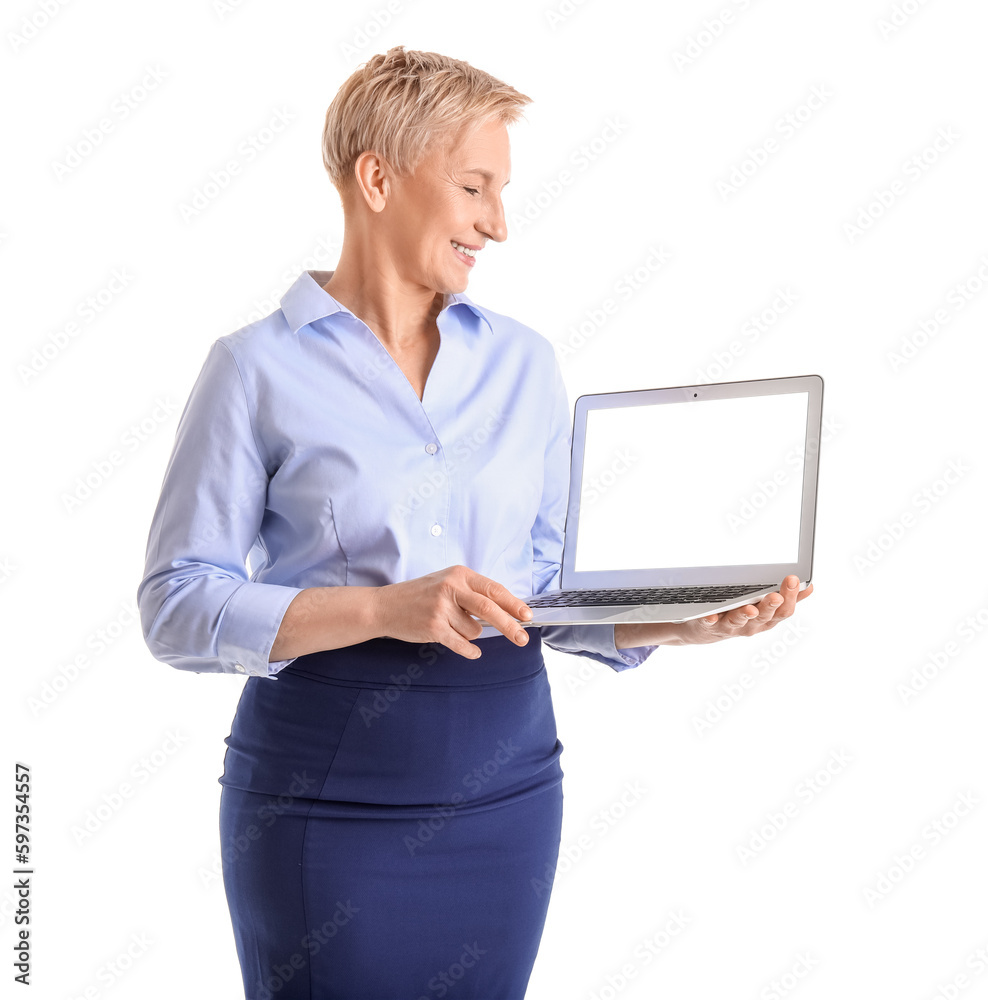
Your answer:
(526, 583), (776, 608)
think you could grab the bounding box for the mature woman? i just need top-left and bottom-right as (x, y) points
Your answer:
(137, 47), (811, 999)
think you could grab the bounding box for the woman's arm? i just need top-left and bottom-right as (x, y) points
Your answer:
(269, 586), (382, 661)
(614, 620), (683, 649)
(272, 566), (534, 662)
(137, 339), (305, 676)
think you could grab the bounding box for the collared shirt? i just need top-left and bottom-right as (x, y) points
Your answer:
(137, 270), (658, 678)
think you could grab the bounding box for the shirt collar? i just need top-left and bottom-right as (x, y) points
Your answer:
(281, 269), (494, 336)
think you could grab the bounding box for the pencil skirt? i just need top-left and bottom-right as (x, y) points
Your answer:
(217, 631), (564, 1000)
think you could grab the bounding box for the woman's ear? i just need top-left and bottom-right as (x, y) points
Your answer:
(352, 150), (391, 213)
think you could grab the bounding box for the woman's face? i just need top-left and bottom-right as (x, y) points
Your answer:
(382, 117), (511, 296)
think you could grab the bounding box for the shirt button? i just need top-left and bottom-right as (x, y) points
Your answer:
(425, 443), (438, 455)
(430, 524), (442, 536)
(234, 663), (246, 673)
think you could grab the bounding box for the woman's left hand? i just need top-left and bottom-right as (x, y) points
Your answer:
(671, 574), (813, 645)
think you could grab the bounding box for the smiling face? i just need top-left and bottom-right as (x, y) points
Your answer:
(377, 117), (511, 296)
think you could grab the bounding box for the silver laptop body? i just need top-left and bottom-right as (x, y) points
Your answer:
(480, 373), (823, 628)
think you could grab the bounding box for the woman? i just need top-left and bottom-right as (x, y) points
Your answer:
(137, 46), (811, 999)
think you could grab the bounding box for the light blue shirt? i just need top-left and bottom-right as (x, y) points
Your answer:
(137, 270), (659, 678)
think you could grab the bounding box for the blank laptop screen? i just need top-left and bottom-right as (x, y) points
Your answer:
(574, 391), (810, 572)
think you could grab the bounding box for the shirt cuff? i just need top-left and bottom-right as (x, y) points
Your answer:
(538, 622), (659, 673)
(216, 581), (306, 678)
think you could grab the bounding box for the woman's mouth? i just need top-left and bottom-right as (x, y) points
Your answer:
(451, 241), (478, 267)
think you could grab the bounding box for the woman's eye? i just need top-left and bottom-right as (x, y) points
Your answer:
(464, 187), (479, 196)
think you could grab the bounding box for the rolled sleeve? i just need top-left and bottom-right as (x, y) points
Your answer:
(539, 621), (657, 672)
(137, 339), (304, 676)
(532, 351), (659, 673)
(218, 581), (305, 677)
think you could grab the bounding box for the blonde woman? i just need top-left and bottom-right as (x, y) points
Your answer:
(137, 46), (809, 999)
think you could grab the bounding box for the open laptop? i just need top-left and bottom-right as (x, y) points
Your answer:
(476, 373), (823, 627)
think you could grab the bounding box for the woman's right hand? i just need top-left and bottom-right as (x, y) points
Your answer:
(372, 565), (533, 659)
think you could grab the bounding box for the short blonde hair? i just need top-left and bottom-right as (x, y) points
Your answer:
(321, 46), (531, 197)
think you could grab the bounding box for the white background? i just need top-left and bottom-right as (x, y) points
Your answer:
(4, 1), (988, 998)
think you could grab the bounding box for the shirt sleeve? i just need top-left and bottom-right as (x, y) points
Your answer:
(531, 352), (659, 673)
(136, 339), (305, 677)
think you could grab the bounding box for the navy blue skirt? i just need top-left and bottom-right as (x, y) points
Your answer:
(217, 631), (564, 999)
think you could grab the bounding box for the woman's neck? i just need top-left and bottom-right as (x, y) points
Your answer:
(322, 247), (444, 353)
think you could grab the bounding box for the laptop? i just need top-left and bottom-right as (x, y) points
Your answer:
(476, 373), (823, 628)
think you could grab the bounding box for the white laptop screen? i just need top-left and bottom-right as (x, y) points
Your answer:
(574, 391), (810, 572)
